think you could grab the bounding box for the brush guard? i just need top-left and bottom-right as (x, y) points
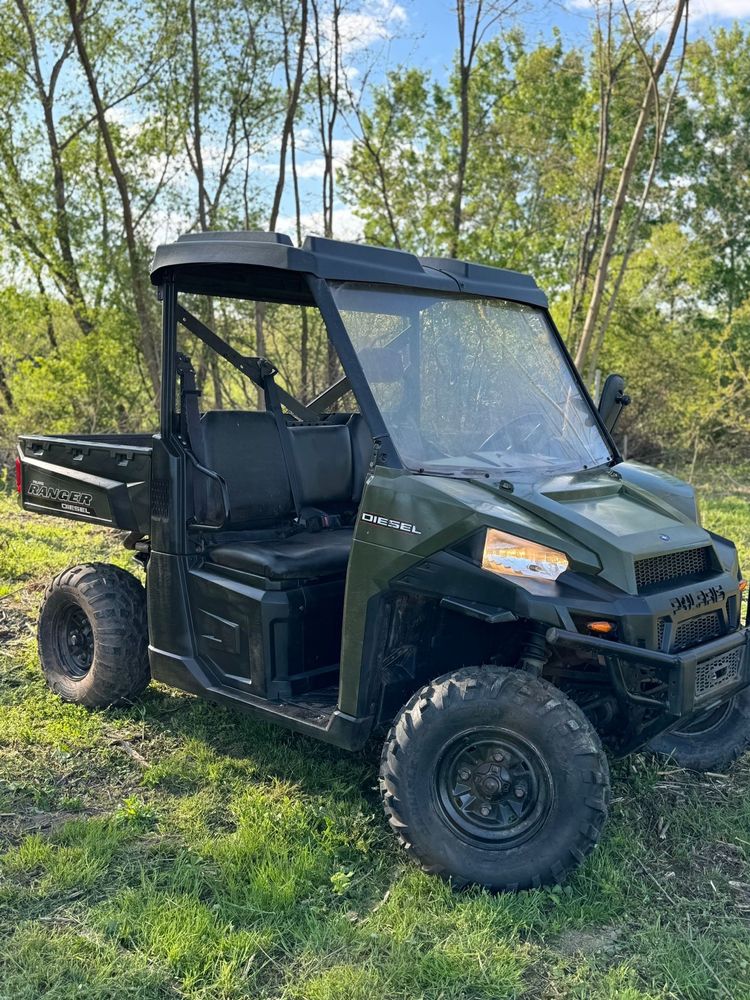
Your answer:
(546, 625), (750, 752)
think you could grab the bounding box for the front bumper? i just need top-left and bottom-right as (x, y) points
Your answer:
(547, 625), (750, 744)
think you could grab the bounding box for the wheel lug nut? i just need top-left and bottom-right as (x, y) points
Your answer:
(480, 806), (491, 816)
(492, 752), (504, 762)
(514, 786), (525, 798)
(459, 769), (470, 781)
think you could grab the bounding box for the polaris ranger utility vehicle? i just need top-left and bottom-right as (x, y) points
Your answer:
(17, 232), (750, 891)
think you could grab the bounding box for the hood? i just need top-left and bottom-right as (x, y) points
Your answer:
(429, 465), (712, 595)
(509, 467), (712, 593)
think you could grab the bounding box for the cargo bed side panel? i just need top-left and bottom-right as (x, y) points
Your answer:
(18, 435), (152, 535)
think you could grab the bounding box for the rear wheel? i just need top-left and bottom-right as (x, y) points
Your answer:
(380, 666), (610, 891)
(38, 563), (150, 707)
(648, 688), (750, 772)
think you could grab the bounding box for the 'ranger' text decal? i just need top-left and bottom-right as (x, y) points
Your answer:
(27, 480), (94, 515)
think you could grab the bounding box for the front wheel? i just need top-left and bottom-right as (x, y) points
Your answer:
(648, 688), (750, 772)
(380, 666), (610, 891)
(38, 562), (150, 707)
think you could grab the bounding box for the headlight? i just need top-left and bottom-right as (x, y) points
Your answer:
(481, 528), (569, 583)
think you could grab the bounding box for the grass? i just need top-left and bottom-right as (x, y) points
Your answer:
(1, 470), (750, 999)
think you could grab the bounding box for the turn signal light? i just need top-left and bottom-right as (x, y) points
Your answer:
(739, 580), (748, 593)
(587, 621), (615, 634)
(15, 456), (21, 494)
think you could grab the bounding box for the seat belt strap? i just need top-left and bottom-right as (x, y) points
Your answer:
(259, 362), (305, 521)
(177, 353), (220, 521)
(177, 354), (206, 463)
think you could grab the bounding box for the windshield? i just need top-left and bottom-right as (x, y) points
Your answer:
(332, 282), (612, 476)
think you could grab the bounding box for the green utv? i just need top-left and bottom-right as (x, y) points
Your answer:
(16, 233), (750, 891)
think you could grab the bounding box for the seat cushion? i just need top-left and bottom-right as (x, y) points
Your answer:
(206, 528), (353, 581)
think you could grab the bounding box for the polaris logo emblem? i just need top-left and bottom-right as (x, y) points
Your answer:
(670, 585), (725, 614)
(27, 480), (93, 514)
(659, 534), (671, 542)
(361, 511), (421, 535)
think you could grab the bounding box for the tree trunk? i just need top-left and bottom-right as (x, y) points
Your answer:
(252, 1), (310, 407)
(35, 271), (58, 349)
(449, 0), (517, 257)
(269, 0), (308, 231)
(290, 88), (309, 397)
(311, 0), (342, 385)
(585, 32), (686, 383)
(451, 0), (475, 257)
(254, 302), (266, 409)
(568, 69), (612, 345)
(15, 0), (92, 335)
(189, 0), (208, 232)
(0, 363), (13, 411)
(66, 0), (160, 397)
(574, 0), (688, 373)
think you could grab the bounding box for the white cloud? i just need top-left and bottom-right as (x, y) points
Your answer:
(275, 205), (364, 243)
(313, 0), (408, 60)
(294, 158), (328, 179)
(691, 0), (750, 18)
(338, 2), (408, 55)
(292, 139), (355, 179)
(246, 138), (354, 180)
(567, 0), (750, 20)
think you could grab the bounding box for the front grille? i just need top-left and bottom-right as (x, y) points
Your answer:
(658, 610), (724, 652)
(695, 648), (742, 698)
(635, 547), (711, 592)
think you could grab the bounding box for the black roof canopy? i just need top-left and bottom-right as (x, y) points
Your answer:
(149, 231), (548, 308)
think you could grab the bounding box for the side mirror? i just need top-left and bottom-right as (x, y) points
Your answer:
(598, 373), (631, 433)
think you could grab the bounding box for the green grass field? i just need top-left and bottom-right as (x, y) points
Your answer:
(2, 474), (750, 1000)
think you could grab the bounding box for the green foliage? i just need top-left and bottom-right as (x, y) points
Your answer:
(341, 19), (750, 466)
(5, 315), (153, 439)
(0, 7), (749, 466)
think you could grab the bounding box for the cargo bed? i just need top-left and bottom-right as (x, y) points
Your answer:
(17, 433), (152, 536)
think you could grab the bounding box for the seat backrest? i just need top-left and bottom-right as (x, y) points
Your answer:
(289, 413), (373, 508)
(289, 423), (352, 508)
(200, 410), (374, 526)
(201, 411), (294, 527)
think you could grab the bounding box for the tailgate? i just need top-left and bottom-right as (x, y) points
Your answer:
(17, 434), (152, 535)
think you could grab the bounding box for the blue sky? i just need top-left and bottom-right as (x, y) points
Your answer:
(390, 0), (750, 67)
(271, 0), (750, 243)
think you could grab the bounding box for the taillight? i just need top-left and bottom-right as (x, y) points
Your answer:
(15, 456), (21, 493)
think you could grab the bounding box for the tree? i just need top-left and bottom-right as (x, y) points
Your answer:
(0, 1), (90, 334)
(65, 0), (175, 397)
(669, 24), (750, 324)
(341, 31), (587, 274)
(450, 0), (519, 255)
(573, 0), (689, 372)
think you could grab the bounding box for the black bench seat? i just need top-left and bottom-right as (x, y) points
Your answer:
(196, 409), (371, 582)
(206, 527), (354, 581)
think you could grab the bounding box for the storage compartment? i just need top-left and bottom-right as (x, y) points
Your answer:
(17, 433), (152, 534)
(187, 561), (344, 701)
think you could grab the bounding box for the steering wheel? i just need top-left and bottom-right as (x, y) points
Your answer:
(479, 413), (546, 453)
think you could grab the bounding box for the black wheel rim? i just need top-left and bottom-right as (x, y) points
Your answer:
(434, 727), (553, 847)
(674, 699), (733, 737)
(55, 603), (95, 679)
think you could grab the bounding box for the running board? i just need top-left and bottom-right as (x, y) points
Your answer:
(149, 646), (372, 750)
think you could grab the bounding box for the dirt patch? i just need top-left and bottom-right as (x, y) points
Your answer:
(691, 839), (747, 880)
(553, 924), (623, 958)
(0, 606), (32, 644)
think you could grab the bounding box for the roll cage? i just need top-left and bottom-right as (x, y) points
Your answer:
(150, 231), (620, 474)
